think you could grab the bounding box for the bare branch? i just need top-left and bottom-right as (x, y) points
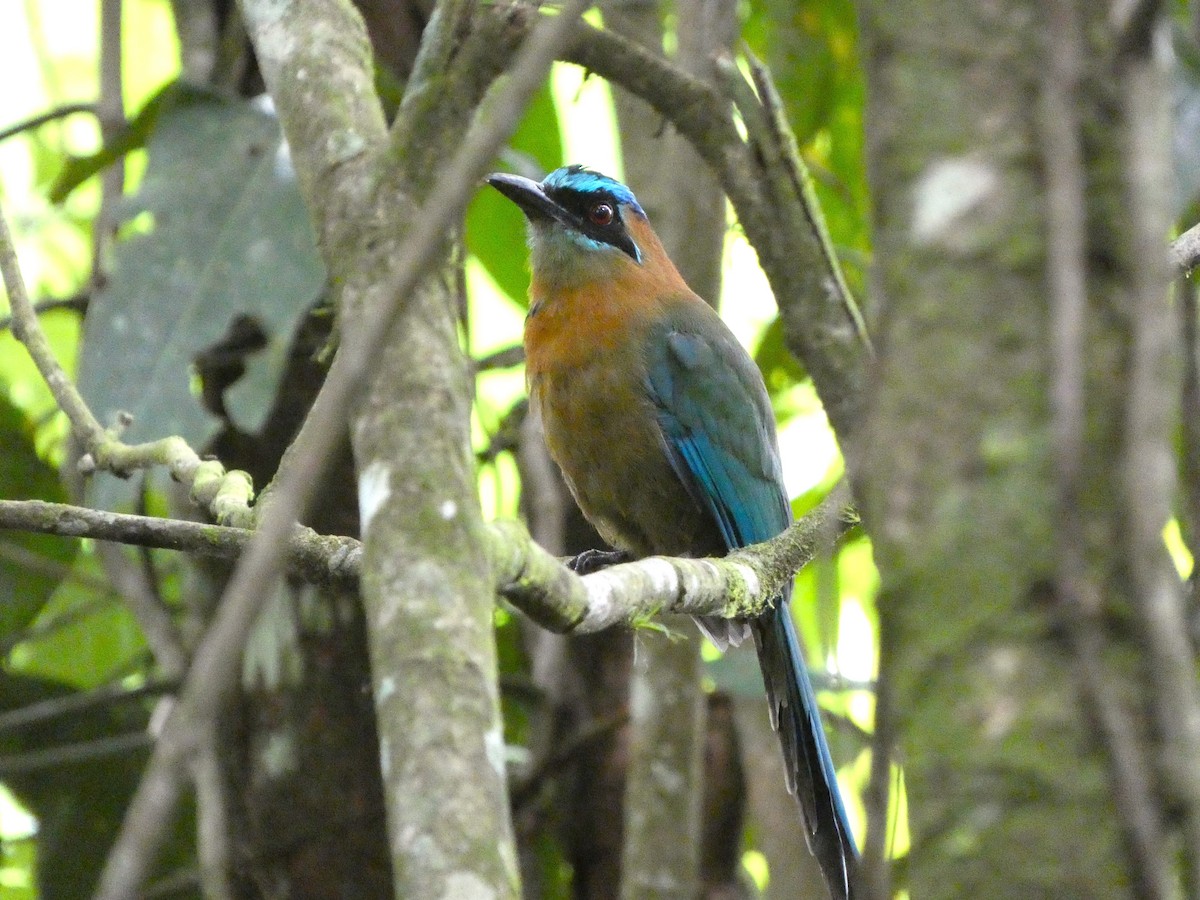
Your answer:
(474, 343), (525, 371)
(861, 650), (895, 898)
(1172, 222), (1200, 277)
(0, 494), (831, 637)
(0, 103), (97, 144)
(0, 207), (107, 448)
(0, 499), (361, 586)
(721, 52), (871, 356)
(0, 678), (178, 734)
(0, 731), (150, 775)
(0, 293), (89, 332)
(493, 504), (843, 633)
(0, 539), (110, 592)
(94, 0), (125, 284)
(191, 729), (234, 900)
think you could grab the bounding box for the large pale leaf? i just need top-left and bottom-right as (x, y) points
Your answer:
(77, 92), (324, 508)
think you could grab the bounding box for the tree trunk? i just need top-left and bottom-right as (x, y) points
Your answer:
(600, 1), (738, 895)
(857, 1), (1186, 895)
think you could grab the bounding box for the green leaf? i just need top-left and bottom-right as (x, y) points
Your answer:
(744, 0), (842, 146)
(0, 834), (36, 900)
(48, 81), (216, 204)
(0, 391), (77, 640)
(466, 83), (562, 306)
(744, 0), (871, 282)
(755, 316), (808, 401)
(9, 548), (146, 690)
(77, 92), (325, 509)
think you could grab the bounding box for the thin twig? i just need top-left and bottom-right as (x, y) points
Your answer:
(473, 343), (525, 371)
(511, 711), (628, 811)
(0, 206), (252, 523)
(0, 730), (150, 774)
(191, 728), (234, 900)
(0, 677), (178, 734)
(96, 542), (188, 679)
(0, 209), (107, 447)
(94, 0), (126, 282)
(0, 499), (361, 586)
(737, 52), (872, 356)
(0, 103), (97, 144)
(861, 630), (894, 899)
(0, 595), (117, 657)
(0, 539), (109, 592)
(0, 293), (89, 332)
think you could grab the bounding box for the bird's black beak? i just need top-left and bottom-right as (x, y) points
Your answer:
(486, 172), (581, 230)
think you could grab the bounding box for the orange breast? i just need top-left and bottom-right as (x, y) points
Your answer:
(524, 213), (691, 381)
(522, 250), (714, 556)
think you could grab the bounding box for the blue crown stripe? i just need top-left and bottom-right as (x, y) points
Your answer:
(542, 165), (645, 217)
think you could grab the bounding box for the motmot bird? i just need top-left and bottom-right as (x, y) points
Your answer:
(487, 165), (858, 899)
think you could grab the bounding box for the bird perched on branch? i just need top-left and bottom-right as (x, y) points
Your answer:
(487, 164), (858, 899)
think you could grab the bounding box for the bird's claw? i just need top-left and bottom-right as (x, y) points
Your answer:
(567, 548), (630, 575)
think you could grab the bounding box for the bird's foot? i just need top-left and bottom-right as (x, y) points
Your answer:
(568, 548), (631, 575)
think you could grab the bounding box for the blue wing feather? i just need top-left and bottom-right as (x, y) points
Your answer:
(645, 310), (859, 899)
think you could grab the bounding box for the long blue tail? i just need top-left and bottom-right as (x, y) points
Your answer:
(750, 588), (858, 899)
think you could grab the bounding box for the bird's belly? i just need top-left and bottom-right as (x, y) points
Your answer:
(530, 362), (718, 558)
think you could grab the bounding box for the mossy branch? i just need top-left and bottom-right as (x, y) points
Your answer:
(0, 499), (360, 587)
(493, 501), (844, 632)
(0, 494), (841, 634)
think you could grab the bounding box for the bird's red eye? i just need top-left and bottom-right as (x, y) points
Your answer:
(589, 203), (615, 226)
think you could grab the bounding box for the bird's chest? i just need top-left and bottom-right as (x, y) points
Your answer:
(527, 353), (706, 557)
(529, 356), (652, 475)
